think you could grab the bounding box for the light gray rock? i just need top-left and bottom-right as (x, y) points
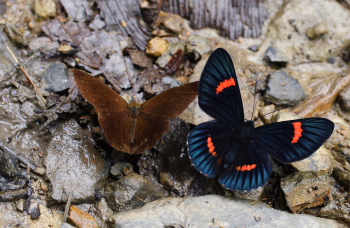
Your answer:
(109, 195), (344, 228)
(261, 0), (350, 63)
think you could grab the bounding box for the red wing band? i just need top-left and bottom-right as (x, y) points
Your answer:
(291, 122), (303, 143)
(236, 164), (257, 171)
(216, 77), (236, 94)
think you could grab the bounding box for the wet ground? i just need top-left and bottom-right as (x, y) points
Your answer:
(0, 0), (350, 227)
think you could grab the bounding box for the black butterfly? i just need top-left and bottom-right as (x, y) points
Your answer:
(187, 48), (334, 190)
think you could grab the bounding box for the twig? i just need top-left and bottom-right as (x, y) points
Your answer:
(6, 46), (46, 105)
(0, 142), (45, 175)
(64, 189), (74, 222)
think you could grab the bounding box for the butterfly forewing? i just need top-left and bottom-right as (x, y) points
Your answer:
(254, 118), (334, 163)
(72, 69), (132, 153)
(188, 120), (235, 177)
(131, 81), (199, 154)
(199, 48), (244, 125)
(140, 81), (199, 119)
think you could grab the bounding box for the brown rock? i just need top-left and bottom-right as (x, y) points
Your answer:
(146, 37), (169, 57)
(68, 205), (99, 228)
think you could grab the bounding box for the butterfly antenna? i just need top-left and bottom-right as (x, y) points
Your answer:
(254, 106), (291, 122)
(251, 81), (258, 121)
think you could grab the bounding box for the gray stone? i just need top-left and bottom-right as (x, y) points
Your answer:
(104, 173), (169, 212)
(109, 195), (344, 228)
(265, 70), (306, 106)
(264, 46), (288, 65)
(29, 37), (59, 58)
(43, 62), (69, 92)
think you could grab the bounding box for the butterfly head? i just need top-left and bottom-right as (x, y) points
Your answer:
(128, 100), (141, 118)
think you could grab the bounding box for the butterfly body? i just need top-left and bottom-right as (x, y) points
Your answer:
(187, 48), (334, 190)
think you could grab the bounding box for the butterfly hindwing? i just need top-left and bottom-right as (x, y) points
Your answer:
(199, 48), (244, 125)
(218, 141), (272, 190)
(188, 120), (235, 177)
(254, 117), (334, 163)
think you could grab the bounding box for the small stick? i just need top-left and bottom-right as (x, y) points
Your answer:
(0, 142), (45, 175)
(6, 46), (46, 105)
(64, 189), (74, 222)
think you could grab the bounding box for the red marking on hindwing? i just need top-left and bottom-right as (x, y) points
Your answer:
(207, 136), (218, 157)
(236, 164), (257, 171)
(216, 77), (236, 94)
(292, 122), (303, 143)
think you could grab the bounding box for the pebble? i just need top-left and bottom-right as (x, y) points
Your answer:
(306, 23), (329, 39)
(265, 70), (306, 106)
(34, 0), (56, 19)
(264, 46), (288, 65)
(43, 62), (69, 93)
(146, 37), (169, 57)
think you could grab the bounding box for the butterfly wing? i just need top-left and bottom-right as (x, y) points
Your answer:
(187, 120), (235, 177)
(72, 69), (132, 153)
(199, 48), (244, 125)
(130, 81), (199, 154)
(218, 141), (272, 190)
(254, 117), (334, 163)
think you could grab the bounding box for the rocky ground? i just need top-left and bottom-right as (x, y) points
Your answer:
(0, 0), (350, 227)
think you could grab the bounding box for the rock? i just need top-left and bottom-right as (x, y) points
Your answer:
(162, 76), (181, 88)
(29, 37), (59, 58)
(68, 205), (99, 228)
(186, 36), (212, 61)
(45, 119), (109, 203)
(0, 148), (19, 177)
(248, 45), (260, 52)
(262, 0), (350, 63)
(109, 195), (344, 228)
(61, 0), (93, 22)
(265, 70), (307, 106)
(95, 198), (114, 223)
(89, 15), (106, 31)
(158, 11), (186, 34)
(338, 84), (350, 112)
(104, 173), (169, 212)
(146, 37), (169, 57)
(264, 46), (288, 65)
(110, 162), (133, 179)
(306, 23), (329, 39)
(331, 147), (350, 188)
(43, 62), (69, 93)
(26, 199), (41, 219)
(34, 0), (56, 19)
(281, 171), (332, 213)
(320, 200), (350, 225)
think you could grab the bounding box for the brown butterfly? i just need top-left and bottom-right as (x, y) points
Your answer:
(72, 69), (199, 154)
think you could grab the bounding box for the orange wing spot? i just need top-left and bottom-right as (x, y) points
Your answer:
(292, 122), (303, 143)
(207, 136), (218, 157)
(236, 164), (257, 171)
(216, 77), (236, 94)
